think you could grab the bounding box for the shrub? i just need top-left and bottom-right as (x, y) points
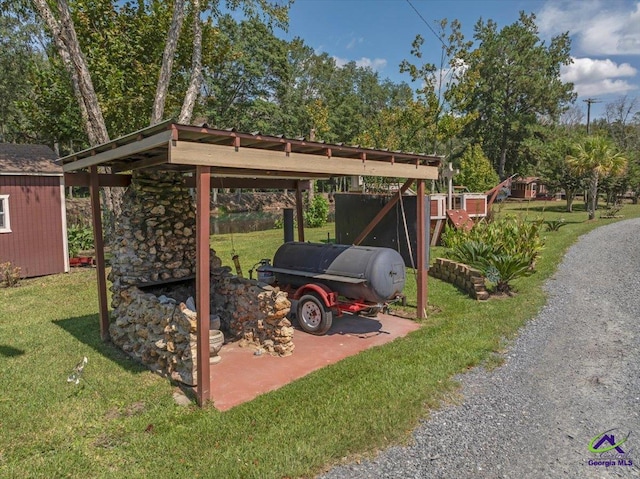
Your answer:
(0, 261), (21, 288)
(304, 195), (329, 228)
(486, 253), (534, 294)
(67, 225), (94, 258)
(456, 144), (500, 192)
(449, 240), (493, 271)
(273, 216), (297, 230)
(442, 215), (544, 294)
(545, 218), (567, 231)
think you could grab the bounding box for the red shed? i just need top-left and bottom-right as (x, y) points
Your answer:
(510, 176), (550, 200)
(0, 143), (69, 277)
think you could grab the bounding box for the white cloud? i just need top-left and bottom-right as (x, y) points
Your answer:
(346, 36), (364, 50)
(333, 56), (387, 71)
(561, 57), (638, 96)
(538, 0), (640, 55)
(561, 57), (636, 82)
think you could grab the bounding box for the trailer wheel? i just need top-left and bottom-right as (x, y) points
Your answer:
(297, 294), (333, 335)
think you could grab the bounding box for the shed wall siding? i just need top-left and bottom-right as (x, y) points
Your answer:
(0, 175), (66, 277)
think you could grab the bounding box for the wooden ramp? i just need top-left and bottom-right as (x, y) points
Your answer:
(446, 209), (474, 231)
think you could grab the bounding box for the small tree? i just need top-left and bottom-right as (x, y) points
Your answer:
(303, 195), (329, 228)
(532, 134), (587, 213)
(566, 136), (628, 220)
(456, 143), (500, 192)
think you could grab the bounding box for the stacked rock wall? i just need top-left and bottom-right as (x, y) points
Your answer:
(211, 268), (294, 356)
(108, 169), (294, 386)
(108, 170), (196, 294)
(109, 287), (201, 385)
(429, 258), (490, 300)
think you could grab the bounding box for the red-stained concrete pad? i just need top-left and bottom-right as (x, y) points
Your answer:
(210, 313), (421, 411)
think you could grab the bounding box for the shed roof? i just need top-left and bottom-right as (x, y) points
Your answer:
(58, 120), (441, 181)
(514, 176), (540, 185)
(0, 143), (62, 176)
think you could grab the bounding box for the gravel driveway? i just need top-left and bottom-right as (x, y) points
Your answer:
(322, 218), (640, 478)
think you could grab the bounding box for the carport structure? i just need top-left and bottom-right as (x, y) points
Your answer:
(59, 120), (441, 406)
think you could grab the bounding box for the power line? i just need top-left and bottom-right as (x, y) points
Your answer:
(405, 0), (447, 49)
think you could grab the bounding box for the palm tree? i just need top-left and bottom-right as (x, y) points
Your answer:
(566, 136), (628, 220)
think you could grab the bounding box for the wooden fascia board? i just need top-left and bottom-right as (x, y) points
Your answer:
(0, 171), (63, 177)
(64, 172), (132, 187)
(189, 178), (311, 190)
(169, 141), (439, 180)
(173, 124), (441, 165)
(206, 168), (331, 180)
(62, 130), (173, 172)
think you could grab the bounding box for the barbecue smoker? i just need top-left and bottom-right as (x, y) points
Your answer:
(254, 242), (406, 335)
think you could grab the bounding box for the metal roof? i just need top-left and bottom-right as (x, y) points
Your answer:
(58, 121), (441, 181)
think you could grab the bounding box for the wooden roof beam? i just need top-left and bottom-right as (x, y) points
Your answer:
(63, 130), (173, 172)
(169, 142), (439, 180)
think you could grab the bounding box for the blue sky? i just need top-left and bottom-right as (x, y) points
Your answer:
(276, 0), (640, 120)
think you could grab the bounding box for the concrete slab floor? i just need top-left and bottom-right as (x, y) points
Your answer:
(209, 313), (421, 411)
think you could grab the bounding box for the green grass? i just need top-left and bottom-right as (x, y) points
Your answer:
(1, 201), (638, 478)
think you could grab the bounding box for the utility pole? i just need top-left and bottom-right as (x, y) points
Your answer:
(583, 98), (601, 135)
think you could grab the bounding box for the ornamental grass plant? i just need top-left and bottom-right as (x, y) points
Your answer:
(441, 214), (545, 294)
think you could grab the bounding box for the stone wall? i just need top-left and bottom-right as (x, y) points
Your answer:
(108, 170), (196, 295)
(109, 286), (201, 385)
(108, 269), (294, 386)
(107, 169), (294, 386)
(211, 268), (294, 356)
(429, 258), (489, 300)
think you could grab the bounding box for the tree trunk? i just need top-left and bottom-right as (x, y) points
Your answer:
(32, 0), (122, 226)
(588, 172), (599, 220)
(308, 181), (315, 203)
(33, 0), (101, 145)
(498, 146), (507, 179)
(565, 188), (575, 212)
(57, 0), (109, 144)
(178, 0), (203, 124)
(151, 0), (186, 124)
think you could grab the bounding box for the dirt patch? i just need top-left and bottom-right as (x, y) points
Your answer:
(104, 400), (146, 421)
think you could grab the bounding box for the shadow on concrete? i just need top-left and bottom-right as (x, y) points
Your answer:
(53, 314), (148, 374)
(323, 313), (389, 338)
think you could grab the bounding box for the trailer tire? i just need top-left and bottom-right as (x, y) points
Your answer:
(297, 294), (333, 335)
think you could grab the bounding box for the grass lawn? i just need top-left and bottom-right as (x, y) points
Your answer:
(0, 200), (638, 478)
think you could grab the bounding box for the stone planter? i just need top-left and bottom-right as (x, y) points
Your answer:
(209, 329), (224, 356)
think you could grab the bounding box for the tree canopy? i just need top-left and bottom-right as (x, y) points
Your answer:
(5, 1), (640, 204)
(450, 12), (575, 178)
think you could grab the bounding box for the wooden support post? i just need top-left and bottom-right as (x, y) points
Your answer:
(416, 179), (428, 319)
(295, 181), (305, 242)
(353, 178), (414, 246)
(196, 166), (211, 407)
(89, 166), (110, 341)
(431, 219), (444, 247)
